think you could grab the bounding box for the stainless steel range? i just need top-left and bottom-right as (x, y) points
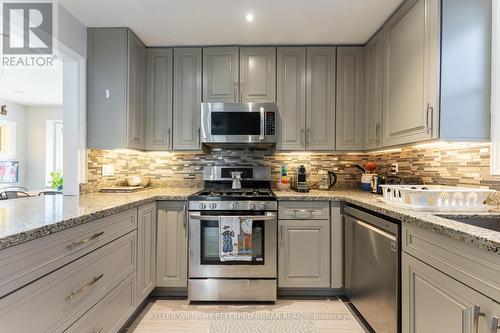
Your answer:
(188, 166), (277, 302)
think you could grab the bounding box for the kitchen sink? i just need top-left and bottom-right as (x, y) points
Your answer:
(435, 215), (500, 232)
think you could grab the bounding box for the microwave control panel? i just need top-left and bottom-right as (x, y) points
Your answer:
(265, 112), (276, 135)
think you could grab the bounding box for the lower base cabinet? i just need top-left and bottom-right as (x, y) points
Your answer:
(65, 273), (136, 333)
(156, 201), (188, 288)
(137, 203), (157, 304)
(278, 219), (330, 288)
(402, 252), (500, 333)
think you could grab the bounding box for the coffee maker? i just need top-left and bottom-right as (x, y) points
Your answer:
(295, 165), (308, 192)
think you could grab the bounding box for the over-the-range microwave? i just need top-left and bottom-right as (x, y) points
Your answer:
(200, 103), (277, 146)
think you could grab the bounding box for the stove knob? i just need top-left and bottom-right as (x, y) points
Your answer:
(229, 202), (237, 210)
(199, 202), (207, 209)
(209, 202), (217, 209)
(260, 202), (268, 210)
(248, 202), (256, 210)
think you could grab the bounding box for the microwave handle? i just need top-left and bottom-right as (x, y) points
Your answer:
(260, 107), (265, 141)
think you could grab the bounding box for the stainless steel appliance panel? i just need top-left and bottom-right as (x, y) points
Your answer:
(344, 206), (399, 333)
(201, 103), (277, 144)
(189, 212), (277, 278)
(188, 279), (276, 302)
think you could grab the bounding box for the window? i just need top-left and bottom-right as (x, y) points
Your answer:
(45, 120), (63, 186)
(492, 0), (500, 175)
(0, 120), (16, 156)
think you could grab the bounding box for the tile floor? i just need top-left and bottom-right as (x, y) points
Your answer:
(127, 299), (366, 333)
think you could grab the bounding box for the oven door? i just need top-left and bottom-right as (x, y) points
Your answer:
(200, 103), (276, 144)
(189, 212), (277, 278)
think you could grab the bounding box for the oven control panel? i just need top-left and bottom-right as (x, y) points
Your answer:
(265, 112), (276, 136)
(189, 200), (278, 211)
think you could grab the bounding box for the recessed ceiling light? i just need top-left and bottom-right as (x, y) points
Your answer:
(246, 13), (254, 22)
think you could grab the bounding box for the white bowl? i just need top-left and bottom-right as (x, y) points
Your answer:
(126, 176), (142, 186)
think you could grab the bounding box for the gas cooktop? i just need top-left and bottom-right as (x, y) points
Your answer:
(190, 187), (275, 200)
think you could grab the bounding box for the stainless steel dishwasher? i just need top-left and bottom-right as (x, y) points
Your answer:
(344, 205), (400, 333)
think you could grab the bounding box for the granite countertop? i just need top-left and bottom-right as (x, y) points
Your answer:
(1, 187), (500, 255)
(0, 188), (200, 250)
(274, 189), (500, 255)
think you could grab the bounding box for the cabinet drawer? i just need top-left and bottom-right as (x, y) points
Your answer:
(403, 224), (500, 302)
(0, 208), (137, 297)
(279, 201), (330, 220)
(0, 231), (136, 332)
(65, 274), (136, 333)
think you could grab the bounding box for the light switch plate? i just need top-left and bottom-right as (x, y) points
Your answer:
(102, 164), (114, 176)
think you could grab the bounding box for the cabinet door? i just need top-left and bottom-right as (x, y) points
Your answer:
(203, 47), (239, 102)
(127, 30), (146, 149)
(137, 203), (156, 304)
(278, 219), (330, 288)
(146, 48), (173, 151)
(306, 47), (336, 151)
(156, 201), (187, 288)
(383, 0), (439, 147)
(276, 47), (306, 151)
(336, 47), (364, 151)
(240, 47), (276, 103)
(173, 48), (202, 150)
(87, 28), (128, 149)
(364, 35), (384, 150)
(402, 253), (497, 333)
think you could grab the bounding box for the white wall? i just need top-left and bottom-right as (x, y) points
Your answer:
(0, 99), (27, 188)
(25, 106), (63, 189)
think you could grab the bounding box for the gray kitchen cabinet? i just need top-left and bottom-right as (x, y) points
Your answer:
(137, 203), (156, 304)
(240, 47), (276, 103)
(156, 201), (188, 288)
(330, 202), (343, 289)
(306, 47), (336, 151)
(173, 48), (202, 150)
(336, 47), (365, 151)
(364, 34), (384, 150)
(146, 48), (173, 151)
(278, 219), (331, 288)
(276, 47), (307, 151)
(87, 28), (146, 150)
(382, 0), (439, 147)
(402, 253), (500, 333)
(203, 47), (239, 102)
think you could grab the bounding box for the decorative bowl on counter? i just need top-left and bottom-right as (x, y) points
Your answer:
(125, 176), (142, 186)
(380, 185), (496, 212)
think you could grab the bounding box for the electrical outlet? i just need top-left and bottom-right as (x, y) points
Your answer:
(391, 163), (399, 174)
(102, 164), (114, 176)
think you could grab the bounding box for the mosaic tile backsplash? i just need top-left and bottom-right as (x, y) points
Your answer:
(86, 142), (500, 192)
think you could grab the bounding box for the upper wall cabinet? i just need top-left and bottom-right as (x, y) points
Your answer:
(364, 34), (384, 150)
(382, 0), (439, 147)
(203, 47), (239, 102)
(336, 47), (364, 151)
(276, 47), (307, 151)
(173, 48), (202, 150)
(240, 47), (276, 103)
(146, 48), (173, 151)
(306, 47), (336, 151)
(87, 28), (146, 150)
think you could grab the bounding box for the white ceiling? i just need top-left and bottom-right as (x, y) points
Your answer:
(60, 0), (404, 46)
(0, 60), (63, 106)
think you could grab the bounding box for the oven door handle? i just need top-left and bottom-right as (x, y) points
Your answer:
(189, 214), (276, 221)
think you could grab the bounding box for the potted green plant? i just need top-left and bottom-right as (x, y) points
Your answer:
(49, 170), (63, 191)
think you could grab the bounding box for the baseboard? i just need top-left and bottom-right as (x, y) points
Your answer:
(278, 288), (346, 298)
(151, 287), (188, 298)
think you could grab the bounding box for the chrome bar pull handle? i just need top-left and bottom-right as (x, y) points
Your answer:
(68, 274), (104, 300)
(491, 315), (499, 333)
(68, 231), (104, 250)
(182, 204), (187, 229)
(234, 82), (238, 102)
(259, 107), (265, 141)
(473, 304), (486, 333)
(426, 103), (434, 135)
(376, 122), (381, 143)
